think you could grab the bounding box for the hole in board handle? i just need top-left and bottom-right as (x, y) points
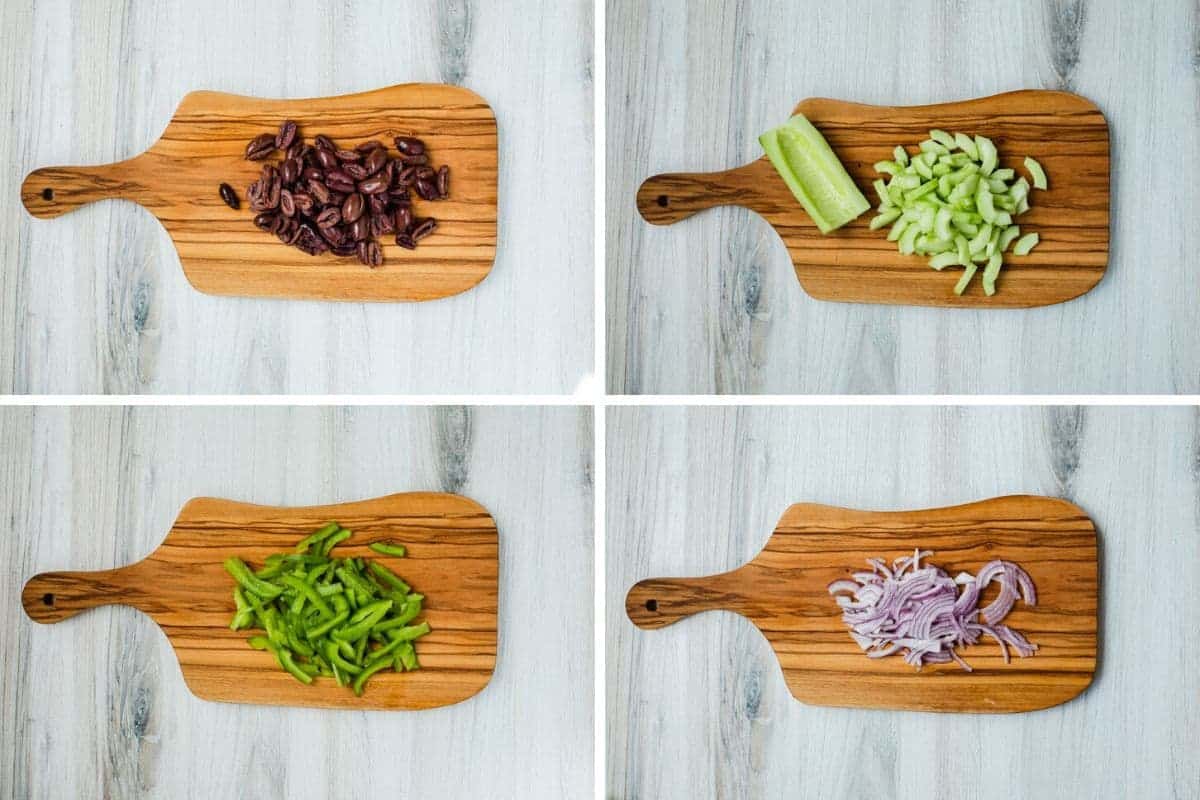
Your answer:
(645, 599), (658, 612)
(41, 188), (54, 201)
(656, 194), (668, 208)
(42, 593), (54, 606)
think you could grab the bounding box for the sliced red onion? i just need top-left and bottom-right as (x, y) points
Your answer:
(827, 549), (1038, 671)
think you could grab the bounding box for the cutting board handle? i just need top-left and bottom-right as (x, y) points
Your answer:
(626, 572), (741, 629)
(21, 156), (155, 219)
(22, 561), (159, 624)
(636, 160), (777, 225)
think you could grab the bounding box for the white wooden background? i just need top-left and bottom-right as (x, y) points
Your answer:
(0, 406), (593, 799)
(0, 0), (593, 394)
(607, 406), (1199, 799)
(607, 0), (1200, 394)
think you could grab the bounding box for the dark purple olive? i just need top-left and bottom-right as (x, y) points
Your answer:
(341, 192), (365, 223)
(393, 136), (425, 155)
(275, 120), (298, 150)
(411, 218), (438, 241)
(315, 148), (338, 170)
(218, 183), (239, 210)
(245, 132), (275, 160)
(358, 176), (389, 195)
(394, 206), (413, 231)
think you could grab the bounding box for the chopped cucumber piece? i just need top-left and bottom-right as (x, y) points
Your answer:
(975, 135), (998, 176)
(873, 178), (890, 206)
(1012, 232), (1040, 255)
(869, 209), (901, 229)
(982, 253), (1003, 296)
(929, 251), (960, 271)
(759, 114), (870, 234)
(954, 263), (978, 295)
(1024, 156), (1048, 190)
(929, 129), (956, 148)
(997, 225), (1021, 253)
(954, 133), (978, 159)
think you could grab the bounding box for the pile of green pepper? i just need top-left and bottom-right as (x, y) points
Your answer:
(223, 522), (430, 696)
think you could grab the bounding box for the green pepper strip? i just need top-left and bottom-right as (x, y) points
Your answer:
(286, 626), (315, 657)
(319, 528), (352, 557)
(335, 565), (377, 607)
(305, 609), (349, 640)
(373, 595), (423, 631)
(231, 587), (255, 630)
(395, 642), (419, 671)
(278, 649), (314, 684)
(386, 622), (432, 642)
(323, 641), (363, 675)
(351, 658), (393, 696)
(333, 599), (393, 642)
(306, 562), (334, 585)
(295, 522), (340, 554)
(259, 607), (286, 647)
(365, 633), (411, 666)
(278, 574), (333, 619)
(248, 636), (312, 685)
(224, 557), (282, 598)
(368, 561), (411, 593)
(368, 541), (407, 557)
(338, 638), (356, 661)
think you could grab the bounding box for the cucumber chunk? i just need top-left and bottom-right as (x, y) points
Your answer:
(759, 114), (870, 234)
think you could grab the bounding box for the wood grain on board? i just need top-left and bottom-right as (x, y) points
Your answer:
(637, 90), (1109, 308)
(20, 84), (498, 302)
(22, 492), (499, 711)
(627, 495), (1097, 713)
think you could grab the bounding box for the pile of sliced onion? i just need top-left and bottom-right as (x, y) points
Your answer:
(827, 550), (1038, 671)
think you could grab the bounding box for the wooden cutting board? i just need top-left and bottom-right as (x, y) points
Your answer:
(22, 492), (498, 711)
(20, 84), (498, 302)
(637, 90), (1109, 308)
(626, 496), (1098, 713)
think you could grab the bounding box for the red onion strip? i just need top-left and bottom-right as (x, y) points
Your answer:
(828, 550), (1038, 671)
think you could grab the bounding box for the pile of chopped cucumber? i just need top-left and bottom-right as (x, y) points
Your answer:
(760, 114), (870, 234)
(871, 130), (1046, 296)
(223, 523), (429, 696)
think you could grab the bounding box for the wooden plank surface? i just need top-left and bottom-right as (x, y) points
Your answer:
(638, 91), (1109, 308)
(21, 84), (498, 302)
(627, 496), (1097, 713)
(22, 492), (499, 711)
(607, 0), (1200, 393)
(607, 406), (1200, 799)
(0, 0), (592, 393)
(0, 406), (593, 799)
